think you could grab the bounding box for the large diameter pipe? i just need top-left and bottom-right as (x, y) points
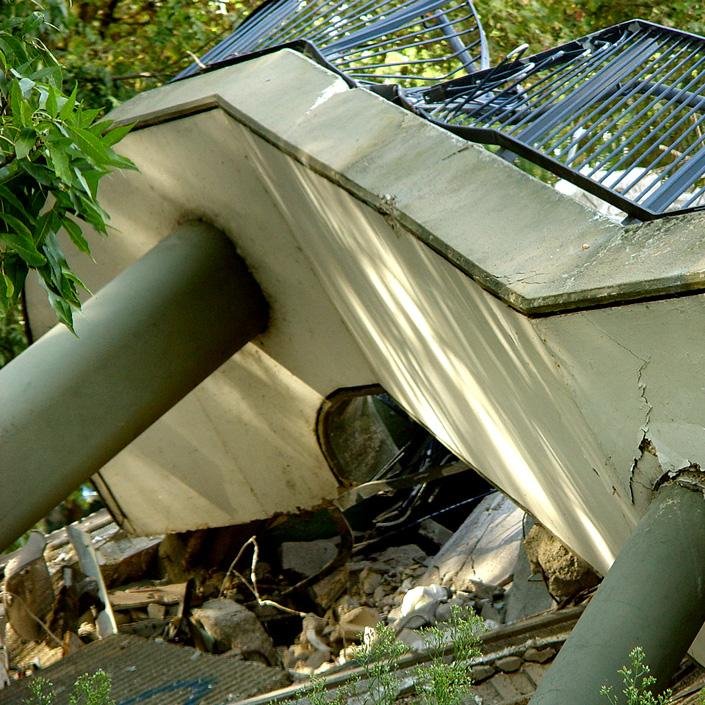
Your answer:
(530, 479), (705, 705)
(0, 221), (268, 551)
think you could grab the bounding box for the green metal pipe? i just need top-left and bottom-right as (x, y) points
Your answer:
(0, 221), (268, 551)
(529, 478), (705, 704)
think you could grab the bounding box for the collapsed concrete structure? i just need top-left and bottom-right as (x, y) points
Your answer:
(5, 46), (705, 703)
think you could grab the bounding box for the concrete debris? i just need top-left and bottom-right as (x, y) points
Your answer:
(504, 525), (556, 623)
(524, 646), (556, 663)
(94, 534), (161, 587)
(417, 518), (454, 547)
(311, 566), (349, 609)
(375, 544), (428, 566)
(67, 525), (117, 638)
(192, 598), (278, 665)
(336, 606), (380, 640)
(0, 486), (602, 702)
(281, 538), (339, 578)
(420, 492), (525, 591)
(523, 524), (601, 601)
(3, 532), (54, 642)
(495, 655), (523, 672)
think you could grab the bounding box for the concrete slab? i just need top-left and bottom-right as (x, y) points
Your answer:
(420, 493), (524, 589)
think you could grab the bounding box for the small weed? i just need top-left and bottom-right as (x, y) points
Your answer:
(24, 670), (114, 705)
(289, 605), (483, 705)
(415, 605), (484, 705)
(600, 647), (671, 705)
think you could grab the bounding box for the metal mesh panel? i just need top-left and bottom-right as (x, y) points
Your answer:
(416, 20), (705, 218)
(178, 0), (489, 85)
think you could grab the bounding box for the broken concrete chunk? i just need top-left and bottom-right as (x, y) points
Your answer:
(524, 646), (557, 663)
(311, 566), (348, 609)
(396, 628), (425, 652)
(495, 655), (523, 673)
(477, 597), (505, 624)
(375, 544), (427, 566)
(4, 532), (54, 642)
(523, 524), (600, 601)
(300, 613), (330, 654)
(336, 606), (380, 640)
(504, 526), (556, 623)
(470, 664), (496, 682)
(281, 538), (339, 578)
(420, 492), (524, 590)
(96, 534), (162, 587)
(192, 598), (277, 665)
(396, 584), (449, 629)
(418, 518), (454, 547)
(359, 567), (382, 595)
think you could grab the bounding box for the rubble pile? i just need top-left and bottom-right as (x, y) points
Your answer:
(0, 491), (605, 704)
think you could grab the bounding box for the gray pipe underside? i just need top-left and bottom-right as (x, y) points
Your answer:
(529, 479), (705, 704)
(0, 221), (268, 551)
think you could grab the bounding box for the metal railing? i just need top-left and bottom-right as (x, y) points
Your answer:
(177, 0), (489, 85)
(179, 13), (705, 220)
(414, 20), (705, 219)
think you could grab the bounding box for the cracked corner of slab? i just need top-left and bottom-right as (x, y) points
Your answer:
(629, 434), (705, 511)
(627, 358), (654, 505)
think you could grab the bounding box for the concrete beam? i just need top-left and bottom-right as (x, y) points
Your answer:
(0, 221), (267, 551)
(529, 477), (705, 704)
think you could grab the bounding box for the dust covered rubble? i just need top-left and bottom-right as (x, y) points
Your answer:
(0, 490), (600, 699)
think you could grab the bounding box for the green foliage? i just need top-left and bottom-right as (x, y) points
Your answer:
(291, 607), (483, 705)
(15, 1), (255, 111)
(415, 605), (484, 705)
(0, 9), (135, 330)
(481, 0), (705, 60)
(358, 622), (408, 705)
(600, 647), (672, 705)
(25, 670), (114, 705)
(0, 303), (27, 366)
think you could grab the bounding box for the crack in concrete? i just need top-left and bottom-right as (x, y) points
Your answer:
(628, 358), (653, 504)
(583, 317), (648, 364)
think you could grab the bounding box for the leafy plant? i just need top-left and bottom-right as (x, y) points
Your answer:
(600, 647), (672, 705)
(291, 607), (483, 705)
(0, 9), (135, 330)
(358, 622), (408, 705)
(415, 605), (484, 705)
(25, 670), (114, 705)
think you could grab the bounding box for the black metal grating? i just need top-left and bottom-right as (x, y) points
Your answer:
(177, 0), (489, 86)
(415, 20), (705, 219)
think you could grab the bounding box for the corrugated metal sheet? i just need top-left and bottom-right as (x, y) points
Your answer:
(0, 635), (289, 705)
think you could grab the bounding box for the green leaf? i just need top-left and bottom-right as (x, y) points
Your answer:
(46, 85), (59, 117)
(0, 268), (14, 304)
(0, 184), (29, 218)
(48, 143), (72, 183)
(0, 231), (46, 267)
(62, 216), (91, 254)
(14, 128), (35, 159)
(2, 254), (28, 306)
(64, 123), (109, 165)
(101, 122), (135, 147)
(73, 165), (92, 197)
(47, 288), (76, 334)
(58, 83), (77, 120)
